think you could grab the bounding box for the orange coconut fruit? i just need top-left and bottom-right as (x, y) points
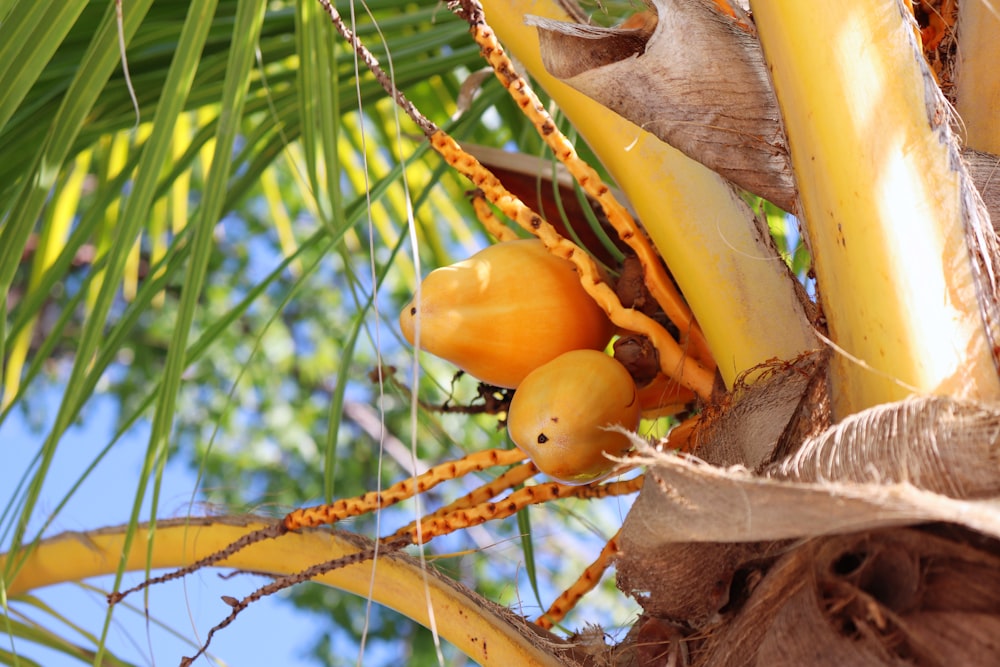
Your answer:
(507, 349), (641, 484)
(399, 239), (613, 388)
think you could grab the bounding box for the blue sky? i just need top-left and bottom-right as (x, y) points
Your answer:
(0, 393), (332, 667)
(1, 388), (639, 666)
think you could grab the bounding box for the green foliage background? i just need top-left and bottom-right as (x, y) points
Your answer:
(1, 1), (641, 664)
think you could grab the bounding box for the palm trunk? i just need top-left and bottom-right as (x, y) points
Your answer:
(752, 0), (1000, 415)
(956, 0), (1000, 153)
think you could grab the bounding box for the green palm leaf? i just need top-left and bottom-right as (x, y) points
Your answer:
(3, 1), (616, 664)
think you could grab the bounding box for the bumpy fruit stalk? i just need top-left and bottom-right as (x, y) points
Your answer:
(400, 239), (614, 388)
(507, 349), (641, 484)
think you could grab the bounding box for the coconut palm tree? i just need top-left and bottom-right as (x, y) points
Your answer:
(3, 0), (999, 665)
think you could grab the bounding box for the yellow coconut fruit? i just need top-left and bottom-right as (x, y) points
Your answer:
(399, 239), (613, 388)
(507, 349), (641, 485)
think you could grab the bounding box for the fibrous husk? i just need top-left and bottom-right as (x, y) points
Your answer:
(687, 527), (1000, 667)
(690, 351), (830, 470)
(613, 384), (1000, 665)
(965, 148), (1000, 232)
(528, 0), (797, 212)
(765, 395), (1000, 498)
(612, 526), (1000, 667)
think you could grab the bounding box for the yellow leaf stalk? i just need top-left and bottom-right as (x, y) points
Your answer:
(2, 152), (91, 409)
(478, 0), (817, 388)
(751, 0), (1000, 415)
(1, 518), (570, 667)
(956, 0), (1000, 153)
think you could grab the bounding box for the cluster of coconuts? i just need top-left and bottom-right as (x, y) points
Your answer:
(399, 239), (642, 485)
